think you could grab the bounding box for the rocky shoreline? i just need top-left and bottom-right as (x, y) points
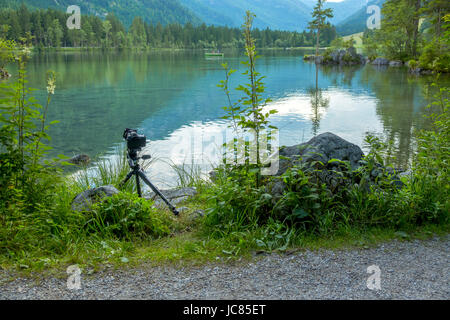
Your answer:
(71, 132), (407, 212)
(303, 48), (437, 75)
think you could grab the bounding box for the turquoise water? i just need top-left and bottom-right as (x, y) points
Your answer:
(13, 50), (446, 186)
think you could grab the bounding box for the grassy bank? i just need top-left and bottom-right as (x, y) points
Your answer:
(1, 19), (449, 278)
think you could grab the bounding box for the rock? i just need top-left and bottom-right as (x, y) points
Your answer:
(68, 154), (90, 165)
(278, 132), (364, 175)
(147, 187), (197, 207)
(71, 185), (119, 211)
(389, 60), (403, 67)
(371, 57), (390, 66)
(209, 170), (218, 182)
(0, 68), (11, 79)
(270, 133), (365, 196)
(398, 169), (413, 180)
(306, 48), (365, 66)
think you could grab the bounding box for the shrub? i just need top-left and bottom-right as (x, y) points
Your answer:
(418, 41), (450, 72)
(86, 192), (172, 240)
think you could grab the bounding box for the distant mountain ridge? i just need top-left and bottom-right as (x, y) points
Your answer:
(336, 0), (386, 35)
(178, 0), (312, 31)
(0, 0), (202, 27)
(1, 0), (379, 33)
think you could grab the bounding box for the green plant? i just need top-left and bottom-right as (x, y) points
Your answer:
(408, 59), (418, 70)
(87, 192), (172, 240)
(218, 11), (278, 188)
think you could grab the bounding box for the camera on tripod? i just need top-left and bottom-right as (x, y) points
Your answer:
(123, 128), (147, 151)
(120, 128), (179, 216)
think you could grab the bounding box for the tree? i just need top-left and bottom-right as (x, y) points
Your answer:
(102, 20), (112, 47)
(308, 0), (333, 58)
(421, 0), (450, 38)
(375, 0), (422, 59)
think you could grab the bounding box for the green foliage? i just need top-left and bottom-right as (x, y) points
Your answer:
(411, 82), (449, 223)
(205, 89), (449, 241)
(0, 6), (335, 50)
(218, 11), (278, 185)
(408, 59), (418, 70)
(87, 193), (172, 240)
(418, 39), (450, 72)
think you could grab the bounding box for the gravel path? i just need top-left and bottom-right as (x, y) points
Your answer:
(1, 236), (449, 300)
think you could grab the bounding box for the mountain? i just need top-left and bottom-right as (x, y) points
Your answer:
(300, 0), (367, 25)
(1, 0), (377, 33)
(336, 0), (386, 36)
(178, 0), (312, 31)
(0, 0), (202, 27)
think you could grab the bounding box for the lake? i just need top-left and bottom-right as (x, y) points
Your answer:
(13, 49), (448, 187)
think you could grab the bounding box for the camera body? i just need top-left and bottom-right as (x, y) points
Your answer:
(123, 128), (146, 151)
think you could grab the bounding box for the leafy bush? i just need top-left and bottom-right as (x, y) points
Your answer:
(418, 41), (450, 72)
(86, 193), (172, 240)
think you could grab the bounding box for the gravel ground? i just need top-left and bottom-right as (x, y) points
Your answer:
(1, 236), (449, 300)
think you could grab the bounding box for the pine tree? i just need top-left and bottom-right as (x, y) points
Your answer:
(308, 0), (333, 58)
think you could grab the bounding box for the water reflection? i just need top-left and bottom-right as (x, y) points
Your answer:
(10, 50), (449, 185)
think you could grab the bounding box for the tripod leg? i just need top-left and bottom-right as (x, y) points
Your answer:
(136, 171), (142, 198)
(120, 171), (134, 188)
(137, 170), (179, 216)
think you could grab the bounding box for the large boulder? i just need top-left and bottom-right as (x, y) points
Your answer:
(71, 185), (120, 211)
(271, 133), (365, 197)
(277, 132), (364, 176)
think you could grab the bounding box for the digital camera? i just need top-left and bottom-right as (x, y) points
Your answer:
(123, 128), (146, 151)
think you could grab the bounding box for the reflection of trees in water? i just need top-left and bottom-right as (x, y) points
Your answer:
(320, 64), (361, 87)
(308, 86), (330, 136)
(26, 50), (204, 88)
(308, 64), (330, 136)
(359, 66), (447, 168)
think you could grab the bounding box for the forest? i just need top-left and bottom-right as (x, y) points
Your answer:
(0, 4), (337, 49)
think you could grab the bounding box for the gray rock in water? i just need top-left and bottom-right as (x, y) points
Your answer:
(389, 60), (403, 67)
(71, 185), (119, 211)
(68, 154), (90, 165)
(146, 187), (198, 207)
(371, 57), (390, 66)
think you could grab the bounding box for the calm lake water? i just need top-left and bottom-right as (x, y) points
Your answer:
(10, 50), (448, 187)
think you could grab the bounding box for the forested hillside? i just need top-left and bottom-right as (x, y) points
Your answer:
(0, 0), (202, 27)
(0, 5), (337, 49)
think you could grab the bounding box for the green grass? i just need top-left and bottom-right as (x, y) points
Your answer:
(342, 32), (364, 49)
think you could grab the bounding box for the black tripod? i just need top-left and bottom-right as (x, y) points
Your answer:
(120, 149), (179, 216)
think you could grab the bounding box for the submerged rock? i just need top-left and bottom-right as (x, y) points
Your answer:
(71, 185), (119, 211)
(68, 154), (90, 165)
(0, 68), (11, 79)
